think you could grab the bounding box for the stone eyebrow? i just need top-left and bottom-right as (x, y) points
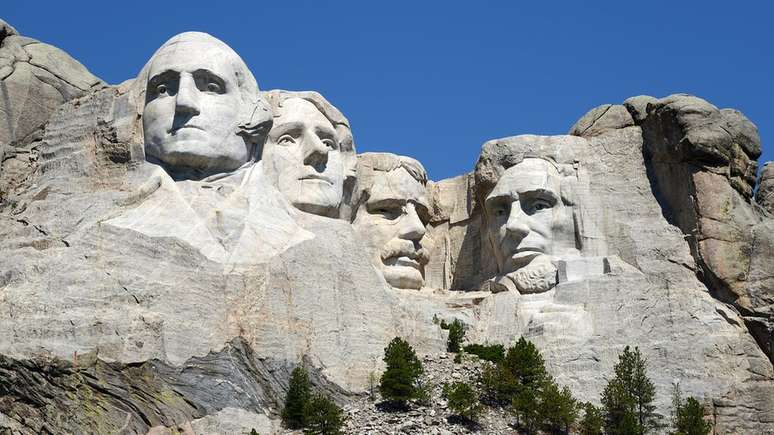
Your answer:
(485, 186), (559, 205)
(192, 68), (226, 83)
(147, 69), (179, 86)
(519, 187), (560, 202)
(485, 191), (514, 205)
(271, 121), (304, 134)
(314, 124), (337, 138)
(366, 196), (405, 208)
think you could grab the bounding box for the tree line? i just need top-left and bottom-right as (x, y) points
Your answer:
(278, 318), (712, 434)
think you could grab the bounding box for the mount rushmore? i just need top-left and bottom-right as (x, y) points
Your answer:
(0, 21), (773, 433)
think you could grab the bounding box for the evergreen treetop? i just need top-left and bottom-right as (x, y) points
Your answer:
(282, 365), (312, 429)
(601, 346), (658, 435)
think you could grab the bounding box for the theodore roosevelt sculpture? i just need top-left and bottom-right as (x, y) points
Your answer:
(351, 153), (431, 290)
(141, 32), (270, 179)
(261, 90), (356, 217)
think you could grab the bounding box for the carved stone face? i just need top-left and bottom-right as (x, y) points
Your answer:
(353, 167), (430, 289)
(484, 158), (572, 276)
(263, 98), (344, 217)
(143, 37), (248, 175)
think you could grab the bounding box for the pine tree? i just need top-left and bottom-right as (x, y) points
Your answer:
(443, 381), (482, 421)
(282, 366), (312, 429)
(303, 393), (346, 435)
(479, 337), (548, 409)
(479, 360), (517, 406)
(540, 378), (579, 434)
(601, 346), (658, 435)
(379, 337), (423, 407)
(672, 391), (712, 435)
(504, 337), (548, 388)
(579, 402), (604, 435)
(512, 386), (541, 433)
(447, 319), (465, 353)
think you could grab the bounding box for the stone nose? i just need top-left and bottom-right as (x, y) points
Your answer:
(398, 203), (426, 241)
(175, 74), (201, 116)
(505, 203), (530, 242)
(302, 133), (329, 169)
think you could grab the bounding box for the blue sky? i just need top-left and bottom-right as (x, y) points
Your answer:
(4, 1), (772, 181)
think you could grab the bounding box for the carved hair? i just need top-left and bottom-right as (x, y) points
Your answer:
(349, 152), (428, 222)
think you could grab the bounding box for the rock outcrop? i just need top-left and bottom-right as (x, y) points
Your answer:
(758, 161), (774, 214)
(0, 21), (772, 434)
(0, 19), (104, 200)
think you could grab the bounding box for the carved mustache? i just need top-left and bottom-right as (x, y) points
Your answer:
(380, 239), (429, 265)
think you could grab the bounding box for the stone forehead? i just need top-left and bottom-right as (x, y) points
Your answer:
(138, 32), (258, 96)
(263, 89), (355, 153)
(356, 152), (427, 181)
(368, 167), (428, 206)
(274, 98), (334, 127)
(475, 134), (587, 202)
(152, 32), (239, 60)
(488, 158), (562, 199)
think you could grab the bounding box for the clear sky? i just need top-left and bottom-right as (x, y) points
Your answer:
(4, 1), (772, 181)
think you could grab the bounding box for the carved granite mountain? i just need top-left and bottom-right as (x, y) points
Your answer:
(0, 22), (772, 434)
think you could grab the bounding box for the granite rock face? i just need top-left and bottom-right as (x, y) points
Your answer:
(758, 162), (774, 214)
(0, 22), (773, 434)
(628, 94), (773, 362)
(0, 19), (104, 198)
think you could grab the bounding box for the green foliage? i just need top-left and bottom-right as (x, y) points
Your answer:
(504, 337), (548, 388)
(453, 352), (462, 364)
(579, 402), (604, 435)
(249, 429), (260, 435)
(282, 366), (311, 429)
(476, 337), (579, 434)
(447, 319), (466, 353)
(479, 361), (518, 406)
(540, 378), (579, 434)
(303, 393), (346, 435)
(511, 386), (541, 433)
(601, 346), (658, 435)
(379, 337), (423, 406)
(414, 379), (433, 406)
(479, 337), (547, 408)
(443, 381), (483, 421)
(671, 385), (711, 435)
(463, 343), (505, 363)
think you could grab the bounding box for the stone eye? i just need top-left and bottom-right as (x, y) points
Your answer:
(322, 138), (336, 149)
(278, 134), (295, 145)
(533, 200), (551, 211)
(492, 203), (508, 217)
(373, 207), (401, 220)
(156, 84), (167, 95)
(206, 82), (221, 93)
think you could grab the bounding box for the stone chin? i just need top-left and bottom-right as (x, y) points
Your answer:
(382, 263), (424, 290)
(504, 253), (557, 294)
(145, 136), (248, 174)
(288, 181), (342, 217)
